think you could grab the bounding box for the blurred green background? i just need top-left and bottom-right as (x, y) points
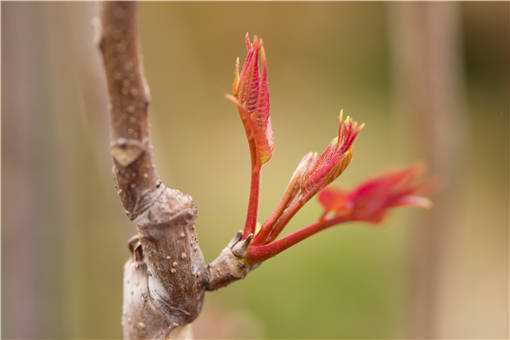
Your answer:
(2, 2), (508, 339)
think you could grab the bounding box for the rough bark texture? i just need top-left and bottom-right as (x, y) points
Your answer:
(205, 232), (254, 291)
(98, 3), (254, 339)
(99, 3), (206, 338)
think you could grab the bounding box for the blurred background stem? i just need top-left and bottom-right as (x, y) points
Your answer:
(2, 5), (49, 337)
(390, 3), (467, 337)
(390, 3), (508, 338)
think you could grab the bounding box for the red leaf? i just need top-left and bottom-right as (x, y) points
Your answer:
(318, 165), (432, 224)
(228, 33), (274, 166)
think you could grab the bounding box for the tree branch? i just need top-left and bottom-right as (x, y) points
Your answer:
(389, 4), (466, 338)
(99, 3), (209, 338)
(99, 1), (157, 216)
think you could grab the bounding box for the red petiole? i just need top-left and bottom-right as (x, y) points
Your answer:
(262, 190), (315, 244)
(247, 214), (350, 263)
(242, 139), (261, 239)
(252, 185), (297, 245)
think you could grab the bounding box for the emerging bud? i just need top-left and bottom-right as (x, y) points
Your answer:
(222, 33), (431, 265)
(287, 152), (318, 196)
(318, 165), (432, 223)
(302, 111), (364, 196)
(227, 33), (274, 166)
(250, 114), (363, 246)
(246, 165), (431, 263)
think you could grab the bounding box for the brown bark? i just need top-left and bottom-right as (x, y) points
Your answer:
(98, 3), (254, 338)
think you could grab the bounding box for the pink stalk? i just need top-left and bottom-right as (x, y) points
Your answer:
(253, 152), (318, 245)
(242, 141), (261, 239)
(252, 187), (296, 245)
(247, 215), (350, 263)
(263, 190), (316, 244)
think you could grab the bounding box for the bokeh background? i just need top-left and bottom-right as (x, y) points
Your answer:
(2, 2), (508, 339)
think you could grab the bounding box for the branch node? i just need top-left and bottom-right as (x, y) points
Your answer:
(128, 234), (144, 262)
(205, 232), (256, 291)
(232, 233), (253, 257)
(111, 137), (147, 167)
(100, 3), (208, 336)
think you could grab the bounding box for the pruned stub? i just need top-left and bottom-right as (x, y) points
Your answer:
(123, 185), (207, 339)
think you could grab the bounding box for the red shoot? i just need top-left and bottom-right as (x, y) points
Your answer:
(252, 152), (318, 245)
(228, 33), (274, 166)
(246, 165), (431, 263)
(302, 111), (364, 196)
(225, 34), (431, 264)
(252, 112), (363, 245)
(227, 33), (274, 239)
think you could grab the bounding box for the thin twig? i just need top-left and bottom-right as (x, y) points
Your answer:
(99, 1), (157, 218)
